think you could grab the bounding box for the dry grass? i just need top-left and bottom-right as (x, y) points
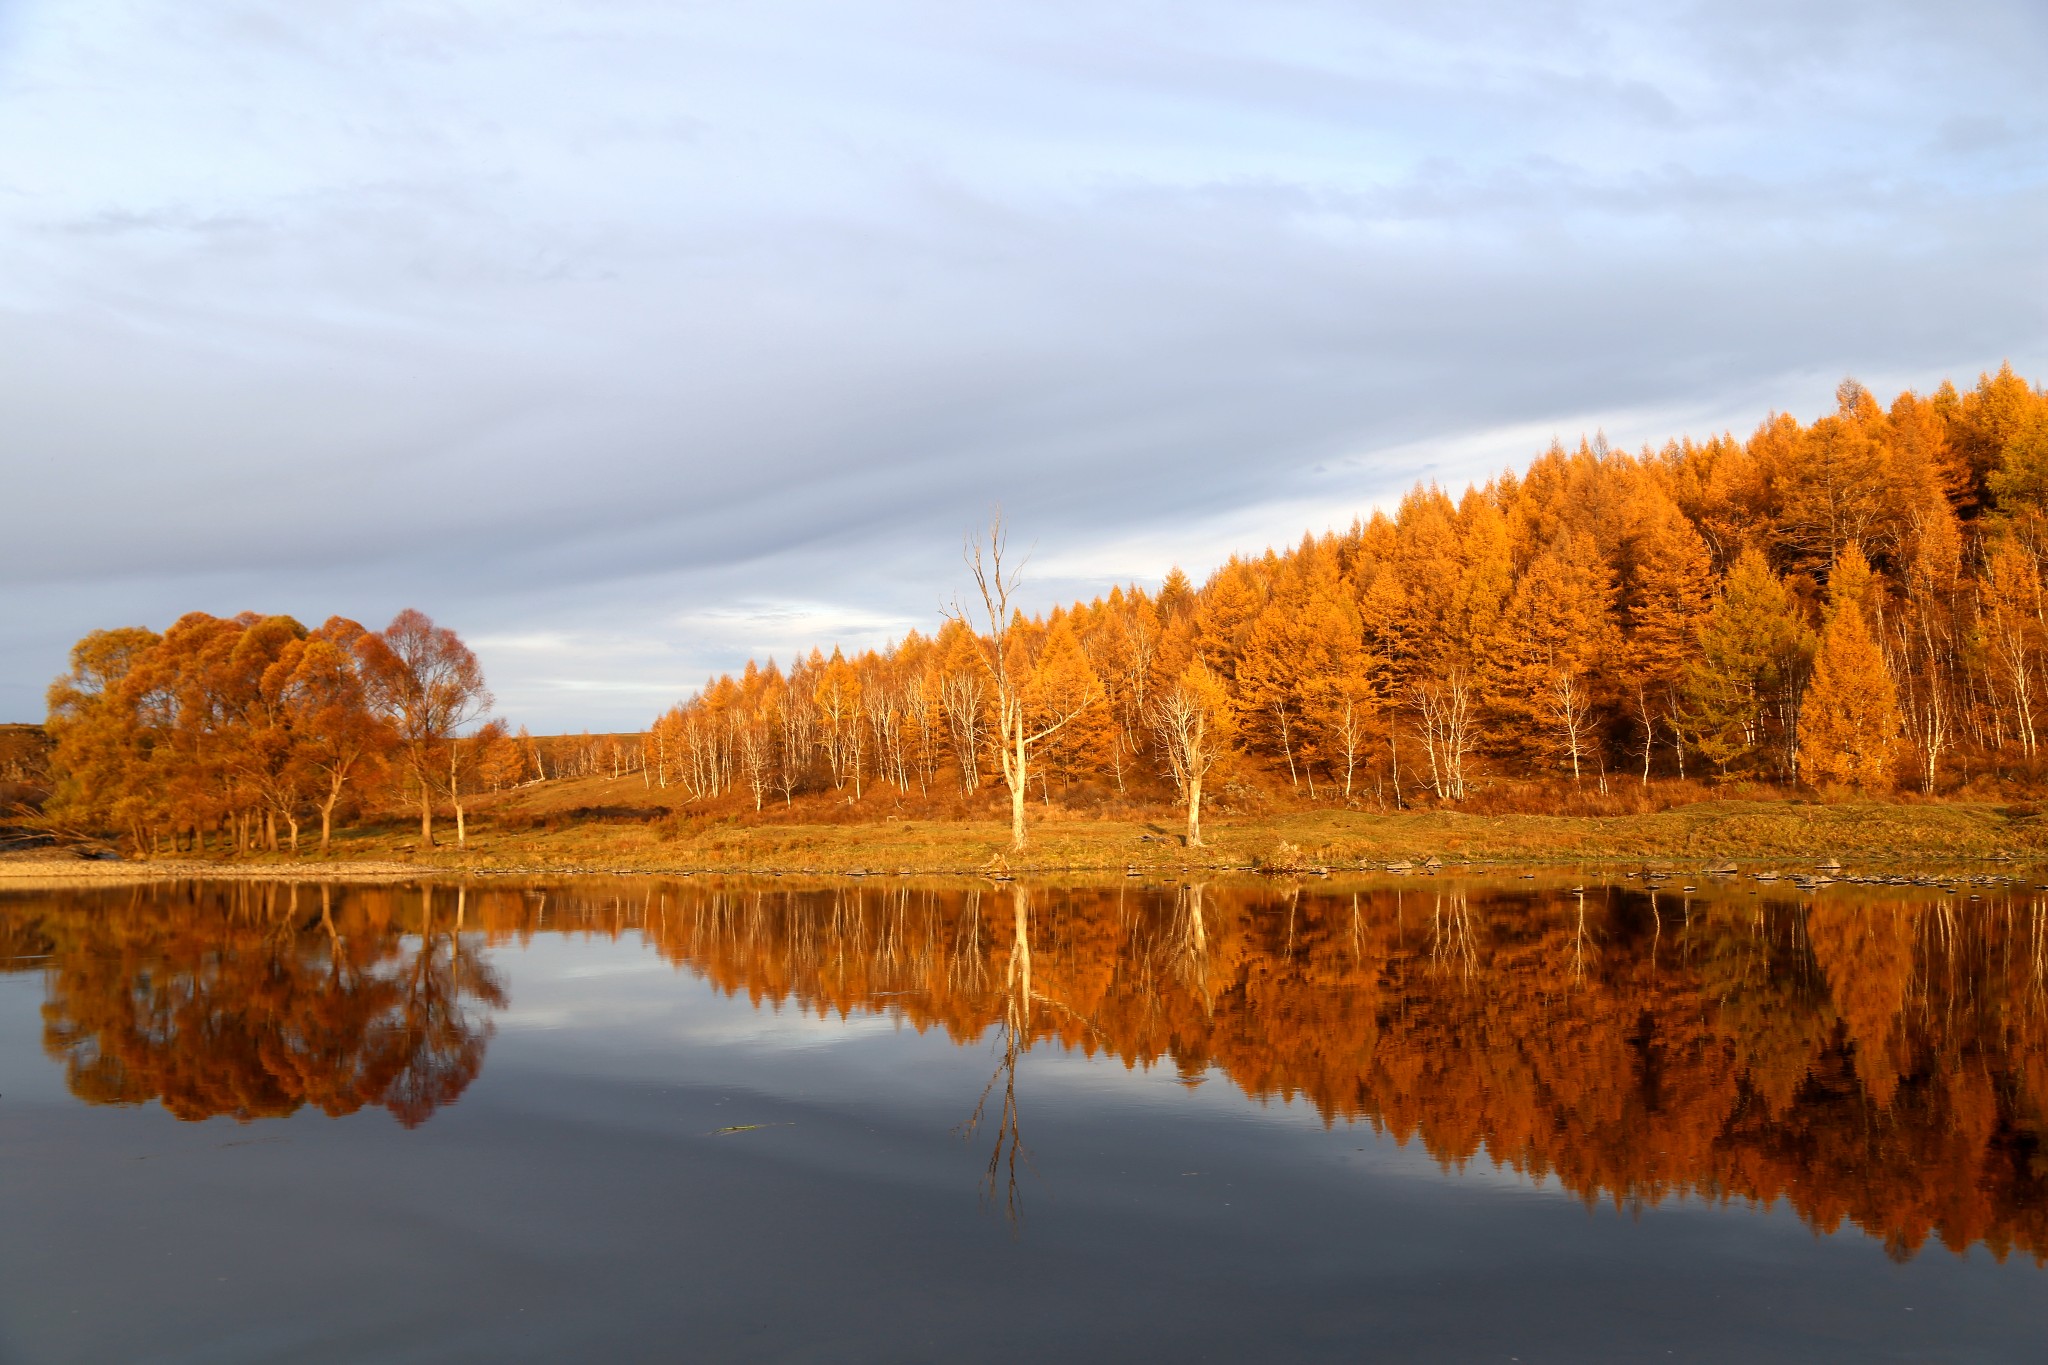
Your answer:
(0, 851), (424, 887)
(14, 768), (2047, 880)
(35, 779), (2039, 878)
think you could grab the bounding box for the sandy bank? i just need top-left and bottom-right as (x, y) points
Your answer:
(0, 856), (431, 886)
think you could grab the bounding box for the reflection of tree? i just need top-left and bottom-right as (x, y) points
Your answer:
(13, 876), (2048, 1258)
(603, 877), (2048, 1261)
(960, 884), (1030, 1227)
(1430, 888), (1479, 984)
(380, 884), (506, 1128)
(26, 881), (503, 1127)
(1169, 882), (1212, 1009)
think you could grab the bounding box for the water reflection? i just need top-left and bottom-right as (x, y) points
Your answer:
(5, 874), (2048, 1261)
(959, 883), (1032, 1223)
(3, 881), (504, 1127)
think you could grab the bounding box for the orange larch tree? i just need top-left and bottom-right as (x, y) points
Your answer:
(1797, 546), (1904, 790)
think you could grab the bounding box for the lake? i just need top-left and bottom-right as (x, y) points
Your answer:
(1, 872), (2045, 1362)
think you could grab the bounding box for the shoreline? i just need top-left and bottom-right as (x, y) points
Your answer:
(0, 860), (2035, 894)
(5, 799), (2046, 884)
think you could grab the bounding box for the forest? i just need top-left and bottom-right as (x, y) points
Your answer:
(649, 365), (2048, 841)
(26, 365), (2048, 856)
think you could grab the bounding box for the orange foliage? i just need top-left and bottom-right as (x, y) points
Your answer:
(42, 611), (494, 853)
(46, 367), (2048, 842)
(651, 366), (2048, 810)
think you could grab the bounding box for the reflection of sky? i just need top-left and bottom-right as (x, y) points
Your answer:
(502, 937), (1325, 1124)
(2, 1), (2043, 727)
(489, 939), (1637, 1217)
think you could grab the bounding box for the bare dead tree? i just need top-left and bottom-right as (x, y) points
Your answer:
(952, 511), (1095, 851)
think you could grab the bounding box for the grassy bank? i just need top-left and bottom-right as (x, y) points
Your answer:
(11, 798), (2043, 880)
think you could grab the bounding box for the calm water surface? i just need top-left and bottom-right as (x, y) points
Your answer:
(2, 873), (2046, 1362)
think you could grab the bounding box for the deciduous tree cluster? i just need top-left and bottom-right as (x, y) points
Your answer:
(42, 609), (506, 853)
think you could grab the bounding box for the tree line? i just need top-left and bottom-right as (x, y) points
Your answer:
(650, 366), (2048, 842)
(38, 365), (2048, 852)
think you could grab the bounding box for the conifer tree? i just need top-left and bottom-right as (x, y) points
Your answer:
(1798, 546), (1903, 789)
(1490, 531), (1617, 782)
(1027, 617), (1110, 797)
(53, 366), (2048, 845)
(1623, 488), (1716, 779)
(1235, 561), (1366, 795)
(1683, 548), (1814, 778)
(1958, 362), (2048, 499)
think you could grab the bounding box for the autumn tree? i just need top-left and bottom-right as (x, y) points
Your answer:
(1977, 540), (2043, 760)
(67, 368), (2048, 838)
(228, 614), (327, 851)
(1797, 547), (1903, 789)
(1489, 530), (1617, 784)
(266, 618), (395, 852)
(936, 621), (990, 793)
(814, 648), (862, 795)
(1028, 615), (1112, 798)
(1618, 479), (1716, 780)
(42, 626), (162, 845)
(360, 610), (492, 848)
(1683, 548), (1814, 779)
(1236, 552), (1369, 797)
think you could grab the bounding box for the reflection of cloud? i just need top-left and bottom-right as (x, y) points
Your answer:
(1, 0), (2043, 728)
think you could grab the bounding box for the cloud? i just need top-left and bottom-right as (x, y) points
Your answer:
(0, 0), (2043, 727)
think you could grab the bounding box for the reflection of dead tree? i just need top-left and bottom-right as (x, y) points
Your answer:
(959, 883), (1032, 1229)
(963, 1020), (1026, 1228)
(950, 888), (989, 996)
(1429, 889), (1476, 983)
(1571, 891), (1590, 985)
(1170, 883), (1212, 1010)
(2032, 899), (2047, 1004)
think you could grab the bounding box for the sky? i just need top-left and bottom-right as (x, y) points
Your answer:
(2, 0), (2044, 730)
